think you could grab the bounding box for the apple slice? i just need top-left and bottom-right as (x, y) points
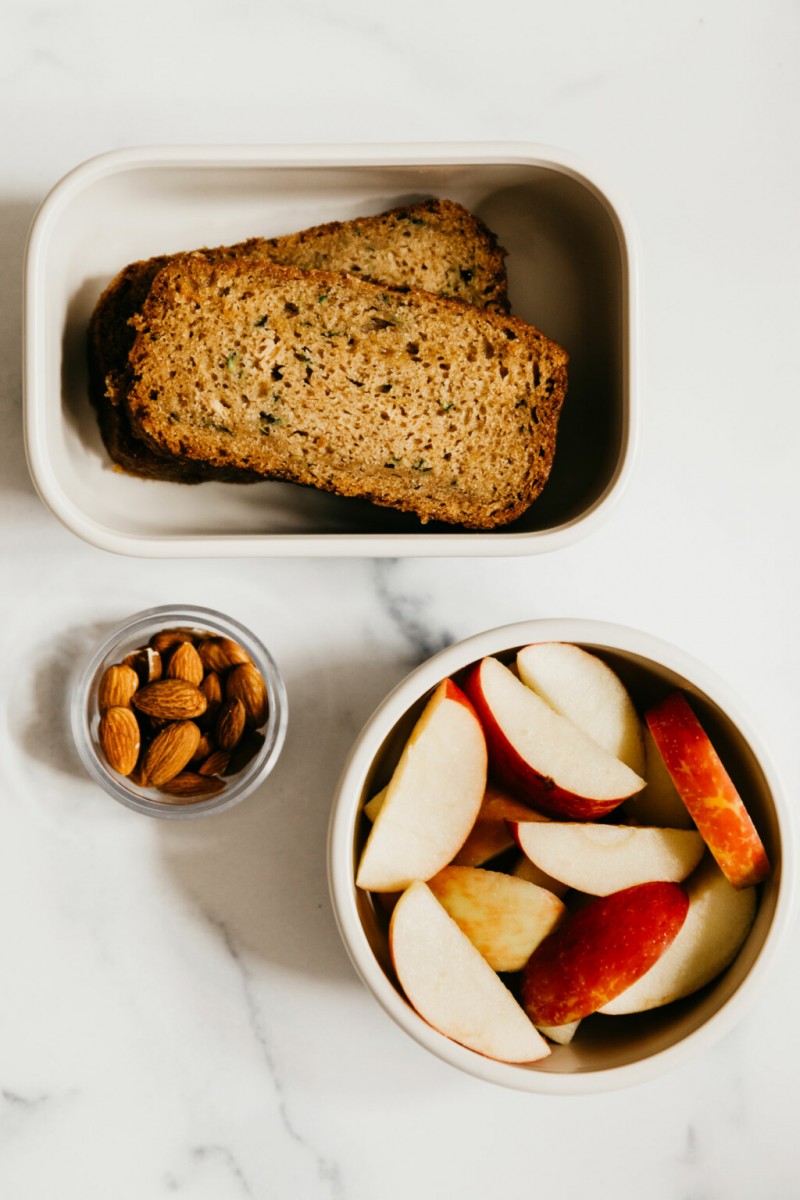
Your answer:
(646, 691), (770, 888)
(452, 781), (548, 867)
(510, 820), (705, 896)
(462, 657), (645, 820)
(363, 786), (387, 823)
(389, 881), (550, 1063)
(625, 727), (696, 829)
(516, 642), (646, 777)
(537, 1020), (581, 1045)
(356, 679), (487, 892)
(427, 865), (566, 972)
(510, 851), (570, 898)
(521, 882), (689, 1025)
(599, 856), (757, 1014)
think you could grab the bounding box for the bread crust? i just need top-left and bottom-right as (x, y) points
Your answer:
(126, 255), (567, 529)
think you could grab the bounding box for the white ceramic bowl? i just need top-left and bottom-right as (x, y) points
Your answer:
(328, 619), (793, 1092)
(24, 142), (636, 557)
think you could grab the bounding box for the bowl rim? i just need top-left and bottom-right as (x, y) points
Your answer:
(23, 140), (639, 559)
(71, 603), (289, 819)
(327, 617), (796, 1093)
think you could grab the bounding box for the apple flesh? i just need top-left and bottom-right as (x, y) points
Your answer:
(372, 779), (549, 869)
(462, 656), (645, 820)
(536, 1020), (581, 1045)
(625, 727), (696, 829)
(452, 781), (548, 867)
(510, 852), (570, 899)
(511, 820), (705, 896)
(390, 882), (550, 1063)
(356, 679), (487, 892)
(516, 642), (646, 777)
(599, 856), (757, 1014)
(363, 786), (387, 823)
(521, 882), (689, 1025)
(427, 865), (566, 972)
(646, 691), (770, 888)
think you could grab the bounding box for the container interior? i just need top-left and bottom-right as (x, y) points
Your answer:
(349, 642), (781, 1078)
(27, 153), (630, 549)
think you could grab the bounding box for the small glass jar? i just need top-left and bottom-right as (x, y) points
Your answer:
(72, 604), (288, 818)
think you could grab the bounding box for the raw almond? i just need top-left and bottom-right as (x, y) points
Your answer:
(149, 627), (200, 655)
(199, 671), (223, 727)
(189, 732), (214, 767)
(158, 772), (226, 802)
(198, 749), (232, 777)
(99, 706), (141, 776)
(198, 636), (252, 674)
(226, 663), (269, 727)
(166, 641), (204, 687)
(98, 663), (139, 712)
(128, 762), (148, 788)
(133, 679), (207, 721)
(217, 698), (246, 751)
(142, 721), (202, 787)
(140, 714), (172, 739)
(123, 647), (163, 685)
(226, 729), (266, 775)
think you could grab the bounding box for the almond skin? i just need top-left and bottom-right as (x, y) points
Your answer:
(216, 698), (246, 751)
(98, 664), (140, 712)
(123, 647), (163, 685)
(199, 671), (223, 728)
(226, 729), (266, 775)
(133, 679), (207, 721)
(99, 706), (141, 776)
(189, 732), (214, 767)
(142, 721), (202, 787)
(149, 627), (200, 655)
(158, 772), (226, 802)
(225, 663), (269, 727)
(166, 641), (204, 687)
(128, 762), (148, 788)
(198, 636), (251, 674)
(198, 749), (232, 777)
(94, 623), (270, 800)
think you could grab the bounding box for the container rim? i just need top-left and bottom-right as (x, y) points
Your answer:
(71, 603), (289, 818)
(23, 141), (639, 558)
(327, 617), (796, 1093)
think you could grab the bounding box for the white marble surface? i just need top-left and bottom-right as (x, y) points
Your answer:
(2, 2), (800, 1196)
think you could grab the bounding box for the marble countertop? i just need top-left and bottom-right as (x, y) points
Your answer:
(2, 2), (799, 1196)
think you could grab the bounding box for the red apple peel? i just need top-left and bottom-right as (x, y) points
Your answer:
(645, 691), (770, 889)
(521, 882), (689, 1025)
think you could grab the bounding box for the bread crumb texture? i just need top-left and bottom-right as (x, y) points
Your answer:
(87, 199), (510, 485)
(126, 255), (567, 529)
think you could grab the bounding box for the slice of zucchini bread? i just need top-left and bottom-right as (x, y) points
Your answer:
(125, 255), (567, 529)
(88, 199), (508, 482)
(232, 198), (509, 311)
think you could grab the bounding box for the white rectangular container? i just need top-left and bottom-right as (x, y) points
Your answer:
(24, 143), (637, 557)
